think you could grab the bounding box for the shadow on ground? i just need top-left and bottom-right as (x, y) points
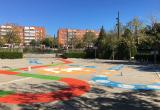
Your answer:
(99, 60), (160, 72)
(0, 78), (159, 110)
(0, 104), (10, 110)
(129, 65), (160, 72)
(1, 84), (158, 110)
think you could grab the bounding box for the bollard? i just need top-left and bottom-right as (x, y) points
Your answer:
(28, 66), (31, 71)
(121, 72), (123, 76)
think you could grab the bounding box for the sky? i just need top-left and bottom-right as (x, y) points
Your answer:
(0, 0), (160, 36)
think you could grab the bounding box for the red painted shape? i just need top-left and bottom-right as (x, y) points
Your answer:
(0, 59), (90, 104)
(20, 65), (49, 71)
(58, 58), (73, 64)
(0, 70), (19, 75)
(0, 78), (90, 104)
(19, 59), (72, 71)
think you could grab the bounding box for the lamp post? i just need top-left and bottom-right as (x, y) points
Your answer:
(116, 11), (120, 39)
(94, 46), (97, 62)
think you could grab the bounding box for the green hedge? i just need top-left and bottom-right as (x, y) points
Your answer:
(0, 52), (23, 59)
(0, 48), (23, 52)
(63, 52), (86, 58)
(23, 48), (54, 54)
(135, 54), (160, 63)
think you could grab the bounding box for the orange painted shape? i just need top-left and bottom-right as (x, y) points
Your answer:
(39, 66), (96, 74)
(58, 58), (73, 64)
(0, 70), (19, 75)
(20, 65), (49, 71)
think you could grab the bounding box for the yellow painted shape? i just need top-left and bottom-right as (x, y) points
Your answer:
(36, 66), (96, 74)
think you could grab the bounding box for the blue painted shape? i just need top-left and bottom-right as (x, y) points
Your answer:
(91, 75), (160, 90)
(145, 84), (160, 90)
(92, 77), (108, 81)
(29, 59), (42, 64)
(133, 84), (148, 90)
(29, 60), (33, 64)
(69, 64), (81, 67)
(34, 60), (42, 64)
(84, 66), (96, 69)
(106, 81), (120, 87)
(154, 82), (160, 86)
(107, 64), (124, 71)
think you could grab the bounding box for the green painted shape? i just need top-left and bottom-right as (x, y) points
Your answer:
(9, 68), (20, 72)
(17, 73), (62, 81)
(0, 90), (15, 97)
(0, 63), (65, 97)
(9, 63), (62, 72)
(47, 63), (63, 66)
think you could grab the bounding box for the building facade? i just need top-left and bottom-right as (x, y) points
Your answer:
(0, 24), (46, 46)
(58, 28), (99, 47)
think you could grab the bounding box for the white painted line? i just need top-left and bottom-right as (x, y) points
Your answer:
(96, 80), (110, 83)
(156, 73), (160, 79)
(95, 75), (106, 77)
(118, 84), (135, 89)
(0, 77), (32, 86)
(147, 85), (160, 89)
(88, 81), (95, 84)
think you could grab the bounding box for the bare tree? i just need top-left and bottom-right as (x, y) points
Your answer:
(4, 24), (21, 48)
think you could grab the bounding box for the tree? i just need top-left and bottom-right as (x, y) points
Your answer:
(95, 26), (117, 59)
(127, 17), (143, 36)
(122, 28), (132, 38)
(72, 37), (84, 48)
(116, 38), (130, 60)
(53, 35), (58, 48)
(4, 24), (21, 47)
(122, 28), (137, 59)
(0, 36), (6, 47)
(145, 23), (160, 63)
(83, 31), (96, 48)
(30, 40), (36, 47)
(96, 26), (107, 49)
(42, 37), (54, 48)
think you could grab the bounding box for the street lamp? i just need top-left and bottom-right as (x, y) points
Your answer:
(94, 46), (97, 62)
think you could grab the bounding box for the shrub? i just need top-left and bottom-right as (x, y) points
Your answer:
(85, 48), (95, 58)
(63, 52), (86, 58)
(135, 54), (160, 63)
(0, 52), (23, 59)
(23, 48), (54, 54)
(115, 39), (130, 60)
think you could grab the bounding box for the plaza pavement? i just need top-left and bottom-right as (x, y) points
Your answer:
(0, 58), (159, 110)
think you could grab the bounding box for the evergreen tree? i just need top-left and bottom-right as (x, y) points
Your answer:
(96, 26), (107, 49)
(96, 26), (107, 58)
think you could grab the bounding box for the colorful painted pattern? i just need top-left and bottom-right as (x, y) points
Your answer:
(91, 65), (160, 90)
(0, 59), (91, 104)
(92, 75), (160, 90)
(69, 64), (96, 69)
(39, 66), (96, 74)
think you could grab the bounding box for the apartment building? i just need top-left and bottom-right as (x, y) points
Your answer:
(58, 28), (99, 47)
(0, 24), (46, 46)
(23, 26), (45, 45)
